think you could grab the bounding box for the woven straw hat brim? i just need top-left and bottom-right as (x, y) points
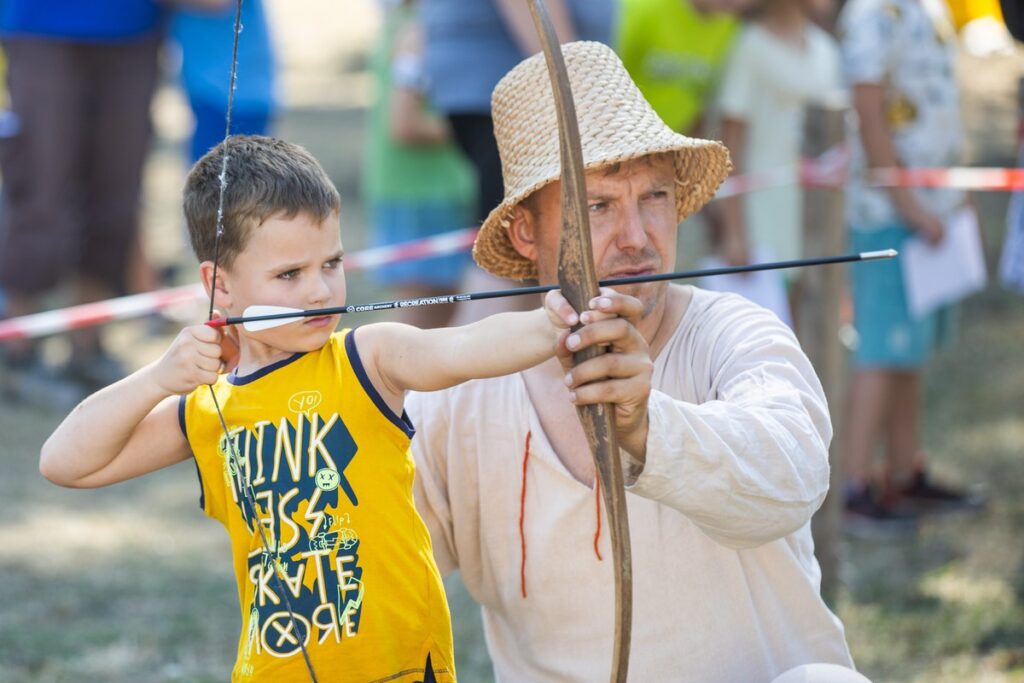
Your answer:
(473, 41), (731, 281)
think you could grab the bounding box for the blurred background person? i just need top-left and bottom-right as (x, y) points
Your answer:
(946, 0), (1016, 55)
(617, 0), (754, 139)
(708, 0), (843, 327)
(161, 0), (276, 291)
(421, 0), (615, 322)
(997, 0), (1024, 294)
(0, 20), (7, 321)
(362, 0), (476, 329)
(171, 0), (276, 166)
(998, 0), (1023, 39)
(0, 0), (165, 405)
(838, 0), (982, 529)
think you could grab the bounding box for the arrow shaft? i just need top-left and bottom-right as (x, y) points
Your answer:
(213, 250), (895, 328)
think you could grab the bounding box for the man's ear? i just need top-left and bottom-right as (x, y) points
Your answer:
(506, 204), (539, 263)
(199, 260), (233, 311)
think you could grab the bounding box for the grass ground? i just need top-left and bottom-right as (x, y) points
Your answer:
(1, 4), (1022, 681)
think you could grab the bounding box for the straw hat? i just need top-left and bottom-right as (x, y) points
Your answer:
(473, 41), (731, 281)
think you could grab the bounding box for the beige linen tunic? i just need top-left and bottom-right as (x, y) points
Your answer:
(408, 286), (854, 682)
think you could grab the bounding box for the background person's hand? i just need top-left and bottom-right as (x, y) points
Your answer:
(907, 206), (945, 246)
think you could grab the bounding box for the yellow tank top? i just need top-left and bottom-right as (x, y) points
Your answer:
(181, 330), (455, 682)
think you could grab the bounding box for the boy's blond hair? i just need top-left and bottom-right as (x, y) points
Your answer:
(184, 135), (342, 269)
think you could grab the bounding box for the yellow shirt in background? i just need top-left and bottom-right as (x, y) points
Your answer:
(616, 0), (738, 134)
(181, 330), (455, 682)
(945, 0), (1004, 29)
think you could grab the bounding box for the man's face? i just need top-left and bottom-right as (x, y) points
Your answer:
(510, 154), (678, 317)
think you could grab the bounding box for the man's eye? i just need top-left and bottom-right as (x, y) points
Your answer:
(588, 202), (607, 212)
(645, 190), (669, 201)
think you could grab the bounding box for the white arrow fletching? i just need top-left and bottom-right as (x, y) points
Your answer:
(241, 305), (306, 332)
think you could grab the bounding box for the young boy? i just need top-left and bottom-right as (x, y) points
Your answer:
(39, 135), (627, 682)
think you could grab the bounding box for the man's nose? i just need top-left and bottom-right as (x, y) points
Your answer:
(614, 202), (648, 251)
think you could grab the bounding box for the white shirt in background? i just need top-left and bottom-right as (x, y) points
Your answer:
(716, 23), (844, 263)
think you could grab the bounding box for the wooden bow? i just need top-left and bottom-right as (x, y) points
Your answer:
(526, 3), (633, 680)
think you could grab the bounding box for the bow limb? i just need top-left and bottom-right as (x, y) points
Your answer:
(526, 3), (632, 681)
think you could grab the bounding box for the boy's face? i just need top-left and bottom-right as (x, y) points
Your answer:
(214, 210), (346, 353)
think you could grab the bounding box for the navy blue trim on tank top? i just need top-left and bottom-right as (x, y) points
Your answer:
(178, 394), (205, 511)
(177, 394), (187, 438)
(345, 330), (416, 439)
(227, 351), (305, 385)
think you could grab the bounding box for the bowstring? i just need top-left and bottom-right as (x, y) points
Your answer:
(205, 1), (319, 680)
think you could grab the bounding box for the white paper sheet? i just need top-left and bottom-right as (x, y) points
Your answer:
(902, 206), (987, 318)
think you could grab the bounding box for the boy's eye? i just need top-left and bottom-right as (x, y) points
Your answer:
(277, 269), (300, 280)
(324, 257), (343, 270)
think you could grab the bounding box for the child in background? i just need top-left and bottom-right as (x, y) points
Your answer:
(363, 0), (476, 329)
(710, 0), (843, 326)
(839, 0), (981, 526)
(39, 136), (625, 681)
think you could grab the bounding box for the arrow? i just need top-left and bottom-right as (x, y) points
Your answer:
(207, 250), (897, 332)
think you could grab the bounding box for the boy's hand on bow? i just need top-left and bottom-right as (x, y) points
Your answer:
(546, 288), (653, 458)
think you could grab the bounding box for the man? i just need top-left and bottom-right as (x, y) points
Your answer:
(409, 41), (867, 682)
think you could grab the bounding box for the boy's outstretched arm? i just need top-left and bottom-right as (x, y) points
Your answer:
(40, 325), (227, 488)
(358, 289), (643, 413)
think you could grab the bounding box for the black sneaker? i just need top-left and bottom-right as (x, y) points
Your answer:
(844, 484), (918, 540)
(897, 471), (987, 515)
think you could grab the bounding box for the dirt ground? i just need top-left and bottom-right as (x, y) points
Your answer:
(1, 2), (1023, 681)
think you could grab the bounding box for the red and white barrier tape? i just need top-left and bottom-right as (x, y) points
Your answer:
(867, 167), (1024, 191)
(717, 166), (798, 198)
(344, 225), (477, 270)
(0, 227), (479, 342)
(0, 285), (206, 342)
(723, 156), (1024, 194)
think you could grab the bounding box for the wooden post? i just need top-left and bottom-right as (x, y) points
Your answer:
(799, 103), (847, 606)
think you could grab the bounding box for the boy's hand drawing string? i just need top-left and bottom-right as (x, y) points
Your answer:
(206, 1), (320, 680)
